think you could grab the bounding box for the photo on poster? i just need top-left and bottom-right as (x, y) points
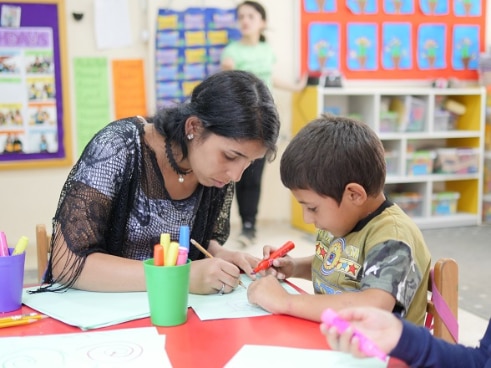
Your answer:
(347, 23), (378, 70)
(308, 23), (339, 71)
(27, 131), (58, 153)
(347, 0), (377, 14)
(25, 50), (54, 74)
(419, 0), (449, 15)
(382, 23), (412, 69)
(303, 0), (336, 13)
(453, 0), (480, 16)
(383, 0), (414, 14)
(26, 76), (56, 101)
(0, 50), (21, 74)
(1, 5), (21, 28)
(0, 104), (23, 127)
(0, 132), (24, 154)
(28, 103), (57, 126)
(452, 25), (479, 70)
(417, 24), (446, 69)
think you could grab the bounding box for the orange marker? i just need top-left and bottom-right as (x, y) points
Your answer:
(154, 244), (164, 266)
(252, 241), (295, 274)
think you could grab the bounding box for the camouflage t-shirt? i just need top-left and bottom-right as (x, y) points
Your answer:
(311, 200), (431, 325)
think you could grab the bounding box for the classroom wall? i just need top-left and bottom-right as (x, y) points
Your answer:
(0, 0), (299, 267)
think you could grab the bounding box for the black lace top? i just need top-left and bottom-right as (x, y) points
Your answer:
(40, 117), (233, 291)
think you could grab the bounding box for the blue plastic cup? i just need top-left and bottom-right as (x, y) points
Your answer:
(0, 248), (26, 312)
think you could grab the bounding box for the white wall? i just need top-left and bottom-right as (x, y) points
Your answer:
(0, 0), (299, 267)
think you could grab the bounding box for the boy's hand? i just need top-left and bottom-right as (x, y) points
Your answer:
(247, 274), (289, 314)
(256, 245), (296, 279)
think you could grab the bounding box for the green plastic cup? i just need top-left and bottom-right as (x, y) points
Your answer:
(143, 258), (191, 327)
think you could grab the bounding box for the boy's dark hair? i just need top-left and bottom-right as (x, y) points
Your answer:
(280, 115), (386, 204)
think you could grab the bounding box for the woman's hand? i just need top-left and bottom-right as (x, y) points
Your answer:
(189, 257), (242, 295)
(210, 242), (260, 278)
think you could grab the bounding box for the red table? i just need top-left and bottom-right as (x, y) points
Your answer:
(0, 305), (408, 367)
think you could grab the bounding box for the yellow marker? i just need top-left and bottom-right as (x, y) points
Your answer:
(160, 233), (171, 258)
(165, 241), (179, 266)
(12, 236), (28, 255)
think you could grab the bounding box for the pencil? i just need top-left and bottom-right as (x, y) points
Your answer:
(190, 239), (246, 289)
(0, 313), (46, 324)
(0, 315), (47, 328)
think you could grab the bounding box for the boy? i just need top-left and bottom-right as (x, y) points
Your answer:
(247, 115), (431, 325)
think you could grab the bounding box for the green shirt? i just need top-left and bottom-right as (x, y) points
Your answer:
(220, 41), (276, 89)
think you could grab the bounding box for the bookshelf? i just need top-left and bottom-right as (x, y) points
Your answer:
(291, 86), (485, 232)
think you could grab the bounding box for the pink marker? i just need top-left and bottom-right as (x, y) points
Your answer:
(321, 308), (387, 361)
(176, 247), (188, 265)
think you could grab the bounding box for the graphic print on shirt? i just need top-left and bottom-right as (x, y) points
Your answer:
(313, 236), (362, 294)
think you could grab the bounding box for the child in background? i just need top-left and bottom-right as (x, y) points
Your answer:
(247, 115), (431, 325)
(321, 306), (491, 367)
(221, 1), (306, 246)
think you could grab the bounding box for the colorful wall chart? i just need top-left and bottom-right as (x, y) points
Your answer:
(155, 7), (240, 109)
(0, 0), (72, 169)
(300, 0), (486, 80)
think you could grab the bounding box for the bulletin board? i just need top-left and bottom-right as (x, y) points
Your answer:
(300, 0), (487, 80)
(0, 0), (71, 169)
(155, 7), (240, 109)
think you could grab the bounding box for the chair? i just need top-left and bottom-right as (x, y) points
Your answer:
(426, 258), (459, 343)
(35, 224), (50, 282)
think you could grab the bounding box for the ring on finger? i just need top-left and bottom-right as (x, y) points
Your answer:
(218, 283), (225, 295)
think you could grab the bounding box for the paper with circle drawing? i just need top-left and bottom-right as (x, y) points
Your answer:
(188, 274), (300, 321)
(0, 327), (171, 368)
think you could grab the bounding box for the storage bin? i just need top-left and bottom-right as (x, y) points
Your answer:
(484, 156), (491, 194)
(390, 192), (423, 217)
(483, 195), (491, 223)
(431, 192), (460, 216)
(379, 111), (400, 132)
(384, 150), (399, 175)
(433, 110), (456, 131)
(406, 150), (436, 175)
(434, 148), (479, 174)
(406, 97), (426, 132)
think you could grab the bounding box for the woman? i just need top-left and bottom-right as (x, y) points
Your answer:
(39, 70), (280, 295)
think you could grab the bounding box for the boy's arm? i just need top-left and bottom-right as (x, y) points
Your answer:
(248, 276), (395, 322)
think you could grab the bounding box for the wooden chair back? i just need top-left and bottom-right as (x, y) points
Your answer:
(427, 257), (459, 343)
(35, 224), (50, 282)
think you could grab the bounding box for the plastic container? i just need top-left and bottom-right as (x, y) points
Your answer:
(484, 155), (491, 194)
(384, 150), (399, 175)
(379, 111), (400, 132)
(406, 150), (436, 175)
(483, 195), (491, 223)
(434, 148), (479, 174)
(406, 97), (426, 132)
(433, 110), (456, 131)
(390, 192), (423, 217)
(431, 192), (460, 216)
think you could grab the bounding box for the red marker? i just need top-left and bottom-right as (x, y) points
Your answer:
(252, 241), (295, 274)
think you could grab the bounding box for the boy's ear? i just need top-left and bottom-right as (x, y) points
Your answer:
(344, 183), (367, 205)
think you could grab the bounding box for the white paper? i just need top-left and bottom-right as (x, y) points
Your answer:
(225, 345), (388, 368)
(94, 0), (132, 49)
(22, 286), (150, 330)
(0, 327), (172, 367)
(188, 274), (300, 320)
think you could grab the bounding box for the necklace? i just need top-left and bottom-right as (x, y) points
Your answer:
(165, 139), (192, 183)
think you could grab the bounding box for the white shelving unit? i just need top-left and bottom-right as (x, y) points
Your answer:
(315, 86), (486, 229)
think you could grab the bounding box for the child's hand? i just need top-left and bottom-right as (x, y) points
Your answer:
(258, 245), (296, 279)
(247, 274), (289, 314)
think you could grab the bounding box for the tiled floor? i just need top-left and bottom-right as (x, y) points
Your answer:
(24, 220), (488, 347)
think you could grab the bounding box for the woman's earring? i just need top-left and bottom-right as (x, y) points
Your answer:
(187, 134), (194, 140)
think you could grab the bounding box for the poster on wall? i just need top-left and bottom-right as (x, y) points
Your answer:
(0, 0), (71, 169)
(155, 7), (240, 109)
(300, 0), (486, 80)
